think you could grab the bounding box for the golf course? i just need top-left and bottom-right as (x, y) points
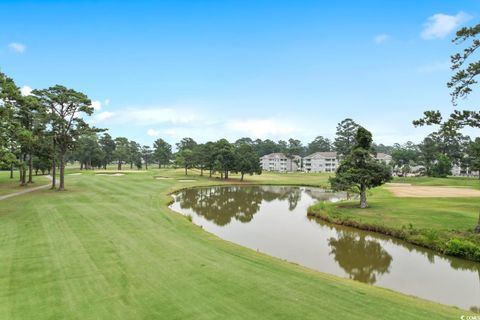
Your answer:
(0, 168), (471, 319)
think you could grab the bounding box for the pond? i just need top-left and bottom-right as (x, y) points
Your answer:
(170, 185), (480, 311)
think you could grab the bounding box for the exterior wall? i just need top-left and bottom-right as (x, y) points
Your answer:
(451, 164), (479, 177)
(303, 152), (339, 173)
(303, 152), (391, 173)
(260, 153), (301, 172)
(376, 153), (392, 165)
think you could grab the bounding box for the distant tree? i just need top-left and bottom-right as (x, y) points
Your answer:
(176, 137), (197, 152)
(429, 154), (452, 178)
(214, 139), (235, 179)
(113, 137), (130, 170)
(373, 143), (394, 155)
(99, 133), (116, 169)
(330, 127), (392, 208)
(465, 138), (480, 179)
(141, 145), (152, 170)
(334, 118), (360, 158)
(307, 136), (332, 154)
(414, 112), (468, 166)
(277, 140), (288, 153)
(235, 143), (262, 181)
(418, 136), (439, 174)
(391, 143), (419, 169)
(175, 149), (195, 175)
(128, 141), (141, 169)
(234, 137), (254, 147)
(153, 138), (172, 168)
(254, 139), (280, 156)
(75, 133), (103, 170)
(34, 85), (93, 190)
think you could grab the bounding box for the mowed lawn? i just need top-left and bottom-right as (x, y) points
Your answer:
(312, 176), (480, 231)
(0, 169), (465, 319)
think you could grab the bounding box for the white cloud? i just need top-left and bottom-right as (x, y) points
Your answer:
(421, 12), (471, 40)
(373, 34), (390, 44)
(8, 42), (26, 53)
(90, 100), (102, 111)
(93, 111), (114, 123)
(106, 107), (200, 125)
(147, 128), (161, 136)
(226, 118), (299, 139)
(104, 99), (110, 106)
(20, 85), (32, 96)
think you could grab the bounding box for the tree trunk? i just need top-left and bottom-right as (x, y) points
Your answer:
(51, 158), (56, 189)
(360, 185), (367, 209)
(59, 153), (66, 191)
(225, 171), (228, 180)
(209, 169), (212, 178)
(118, 161), (122, 170)
(145, 161), (148, 170)
(200, 167), (203, 176)
(130, 162), (133, 169)
(241, 173), (244, 181)
(159, 162), (161, 169)
(20, 154), (27, 186)
(51, 137), (57, 188)
(184, 166), (188, 175)
(10, 163), (14, 179)
(28, 153), (33, 183)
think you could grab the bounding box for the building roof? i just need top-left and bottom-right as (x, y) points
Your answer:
(376, 153), (392, 160)
(260, 153), (301, 159)
(304, 151), (337, 159)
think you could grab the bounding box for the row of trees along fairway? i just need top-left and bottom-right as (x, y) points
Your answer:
(330, 127), (392, 208)
(0, 71), (97, 191)
(174, 137), (262, 180)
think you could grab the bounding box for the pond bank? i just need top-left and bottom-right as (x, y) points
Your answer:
(308, 200), (480, 262)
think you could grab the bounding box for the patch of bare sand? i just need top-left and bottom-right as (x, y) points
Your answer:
(386, 185), (480, 197)
(96, 173), (125, 177)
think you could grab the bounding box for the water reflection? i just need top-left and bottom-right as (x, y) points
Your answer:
(170, 185), (480, 310)
(328, 232), (392, 284)
(176, 186), (311, 225)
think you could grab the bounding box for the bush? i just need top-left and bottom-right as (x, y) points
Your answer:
(445, 238), (480, 260)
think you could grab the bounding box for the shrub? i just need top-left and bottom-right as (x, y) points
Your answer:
(445, 238), (480, 260)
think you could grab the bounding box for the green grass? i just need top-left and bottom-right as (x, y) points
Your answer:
(395, 175), (480, 189)
(0, 169), (466, 319)
(309, 176), (480, 261)
(0, 171), (50, 196)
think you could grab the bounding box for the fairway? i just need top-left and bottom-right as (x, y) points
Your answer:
(0, 170), (466, 319)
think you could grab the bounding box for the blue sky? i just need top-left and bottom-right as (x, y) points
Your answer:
(1, 0), (479, 146)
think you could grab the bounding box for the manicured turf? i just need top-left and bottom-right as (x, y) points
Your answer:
(0, 169), (465, 319)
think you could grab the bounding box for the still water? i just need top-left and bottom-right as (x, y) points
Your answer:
(170, 185), (480, 311)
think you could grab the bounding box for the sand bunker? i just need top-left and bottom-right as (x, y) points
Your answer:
(94, 170), (146, 173)
(96, 173), (125, 177)
(68, 173), (82, 176)
(386, 184), (480, 197)
(155, 177), (173, 180)
(178, 179), (196, 182)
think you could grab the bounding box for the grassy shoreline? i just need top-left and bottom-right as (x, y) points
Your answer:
(0, 169), (468, 318)
(308, 179), (480, 262)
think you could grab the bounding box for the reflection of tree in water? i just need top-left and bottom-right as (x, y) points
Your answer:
(328, 232), (392, 284)
(175, 186), (304, 226)
(260, 186), (302, 211)
(449, 259), (480, 312)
